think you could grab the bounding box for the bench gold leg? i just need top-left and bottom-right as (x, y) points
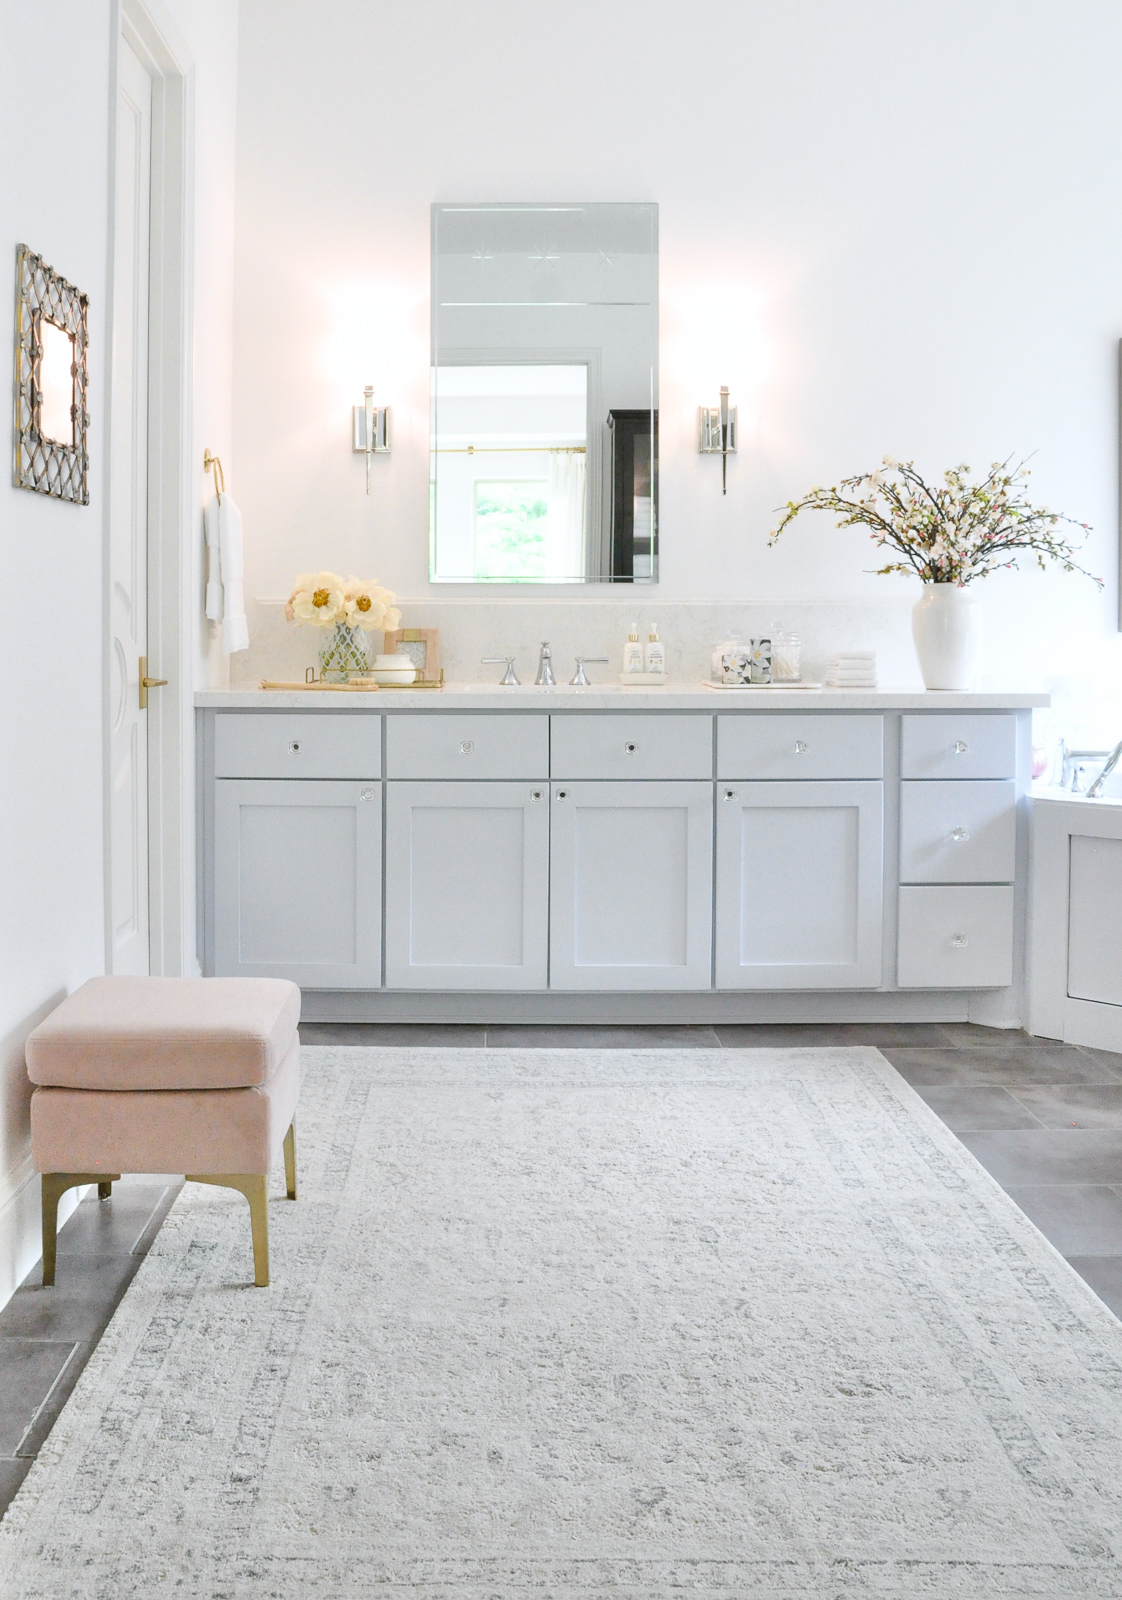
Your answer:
(283, 1120), (297, 1201)
(187, 1173), (270, 1287)
(98, 1180), (113, 1200)
(41, 1173), (121, 1286)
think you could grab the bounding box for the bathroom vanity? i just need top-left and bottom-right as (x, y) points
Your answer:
(196, 687), (1044, 1024)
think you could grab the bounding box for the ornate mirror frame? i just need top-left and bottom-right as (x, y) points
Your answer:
(12, 244), (90, 504)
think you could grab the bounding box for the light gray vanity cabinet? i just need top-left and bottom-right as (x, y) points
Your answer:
(214, 779), (383, 987)
(548, 780), (714, 990)
(384, 781), (549, 990)
(715, 780), (884, 988)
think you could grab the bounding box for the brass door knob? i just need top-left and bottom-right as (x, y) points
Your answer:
(139, 656), (168, 709)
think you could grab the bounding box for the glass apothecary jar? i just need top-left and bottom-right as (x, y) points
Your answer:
(712, 635), (752, 685)
(771, 631), (801, 682)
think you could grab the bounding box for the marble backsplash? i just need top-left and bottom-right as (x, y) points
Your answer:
(227, 597), (927, 690)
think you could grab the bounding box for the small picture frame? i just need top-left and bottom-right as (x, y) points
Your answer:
(383, 627), (441, 684)
(13, 244), (90, 504)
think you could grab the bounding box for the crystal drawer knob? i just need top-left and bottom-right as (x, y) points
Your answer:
(360, 788), (376, 801)
(555, 789), (569, 801)
(950, 933), (968, 948)
(793, 741), (808, 754)
(459, 740), (474, 755)
(953, 740), (969, 754)
(950, 827), (970, 843)
(625, 741), (637, 754)
(288, 741), (301, 752)
(723, 789), (738, 801)
(530, 789), (543, 801)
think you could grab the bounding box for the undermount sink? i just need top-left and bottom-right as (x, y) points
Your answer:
(446, 681), (631, 694)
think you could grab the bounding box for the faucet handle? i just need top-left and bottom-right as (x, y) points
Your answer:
(481, 655), (520, 686)
(570, 656), (609, 687)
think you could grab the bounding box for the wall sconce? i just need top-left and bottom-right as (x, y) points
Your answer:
(699, 386), (737, 494)
(351, 385), (391, 493)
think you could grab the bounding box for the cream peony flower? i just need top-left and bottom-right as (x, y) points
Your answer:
(287, 571), (345, 629)
(342, 575), (401, 633)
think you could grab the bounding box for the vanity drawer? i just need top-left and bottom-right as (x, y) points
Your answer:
(718, 715), (883, 780)
(899, 780), (1016, 884)
(213, 712), (380, 779)
(901, 714), (1016, 779)
(385, 713), (548, 779)
(897, 885), (1014, 988)
(551, 714), (712, 780)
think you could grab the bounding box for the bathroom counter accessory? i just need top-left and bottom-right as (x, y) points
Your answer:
(257, 678), (381, 692)
(703, 679), (822, 691)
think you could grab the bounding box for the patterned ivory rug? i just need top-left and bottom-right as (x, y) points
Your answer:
(3, 1046), (1122, 1598)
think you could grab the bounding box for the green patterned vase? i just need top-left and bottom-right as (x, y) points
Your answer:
(319, 622), (369, 682)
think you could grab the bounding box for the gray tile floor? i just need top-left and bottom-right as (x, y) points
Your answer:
(3, 1021), (1121, 1523)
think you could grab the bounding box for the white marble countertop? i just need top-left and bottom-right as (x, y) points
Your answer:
(196, 684), (1049, 711)
(1032, 782), (1122, 808)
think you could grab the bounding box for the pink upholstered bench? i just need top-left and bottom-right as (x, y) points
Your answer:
(26, 976), (300, 1288)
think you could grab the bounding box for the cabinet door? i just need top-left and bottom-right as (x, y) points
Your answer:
(385, 782), (549, 989)
(716, 781), (883, 988)
(215, 780), (382, 987)
(549, 781), (713, 990)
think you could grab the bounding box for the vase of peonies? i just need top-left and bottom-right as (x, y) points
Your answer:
(769, 458), (1099, 691)
(284, 571), (401, 681)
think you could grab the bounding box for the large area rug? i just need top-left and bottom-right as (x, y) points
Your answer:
(4, 1047), (1122, 1598)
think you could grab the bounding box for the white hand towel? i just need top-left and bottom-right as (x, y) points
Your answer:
(218, 493), (250, 654)
(204, 498), (223, 621)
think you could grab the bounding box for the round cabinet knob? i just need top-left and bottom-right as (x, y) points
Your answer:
(950, 933), (968, 948)
(459, 740), (474, 755)
(793, 740), (808, 755)
(530, 789), (543, 802)
(723, 789), (738, 801)
(950, 826), (970, 843)
(288, 741), (301, 753)
(555, 789), (569, 801)
(360, 788), (376, 801)
(624, 741), (637, 754)
(953, 740), (969, 755)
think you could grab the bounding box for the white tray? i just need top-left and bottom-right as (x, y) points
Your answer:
(703, 680), (822, 691)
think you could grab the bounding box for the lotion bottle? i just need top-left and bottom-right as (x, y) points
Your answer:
(623, 621), (644, 674)
(644, 622), (665, 676)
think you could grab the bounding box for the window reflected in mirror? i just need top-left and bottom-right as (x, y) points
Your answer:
(38, 318), (76, 446)
(430, 203), (657, 584)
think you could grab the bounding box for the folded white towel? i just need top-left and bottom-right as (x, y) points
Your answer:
(217, 493), (250, 654)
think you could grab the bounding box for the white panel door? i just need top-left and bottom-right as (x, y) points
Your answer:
(549, 781), (713, 990)
(107, 40), (153, 974)
(215, 780), (382, 987)
(716, 781), (884, 988)
(385, 782), (549, 989)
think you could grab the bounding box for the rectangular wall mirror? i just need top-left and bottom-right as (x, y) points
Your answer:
(430, 202), (658, 584)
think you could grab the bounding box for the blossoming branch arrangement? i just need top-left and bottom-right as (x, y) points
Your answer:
(285, 571), (402, 632)
(769, 457), (1100, 588)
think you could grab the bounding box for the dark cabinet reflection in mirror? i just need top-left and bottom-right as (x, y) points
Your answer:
(430, 203), (657, 584)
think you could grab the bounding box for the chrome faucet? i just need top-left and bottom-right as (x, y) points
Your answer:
(481, 655), (520, 686)
(570, 655), (608, 687)
(535, 641), (556, 687)
(1086, 738), (1122, 799)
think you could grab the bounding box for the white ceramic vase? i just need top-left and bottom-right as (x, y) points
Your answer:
(911, 583), (983, 690)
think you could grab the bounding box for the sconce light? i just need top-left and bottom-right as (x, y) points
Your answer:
(698, 385), (737, 494)
(351, 385), (391, 493)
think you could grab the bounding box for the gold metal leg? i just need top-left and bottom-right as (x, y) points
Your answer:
(98, 1180), (113, 1200)
(186, 1173), (270, 1287)
(283, 1120), (297, 1201)
(40, 1173), (121, 1286)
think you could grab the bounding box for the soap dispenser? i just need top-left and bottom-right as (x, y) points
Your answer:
(644, 622), (665, 676)
(623, 621), (644, 675)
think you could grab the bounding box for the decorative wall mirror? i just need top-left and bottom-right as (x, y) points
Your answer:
(13, 244), (90, 504)
(430, 202), (657, 584)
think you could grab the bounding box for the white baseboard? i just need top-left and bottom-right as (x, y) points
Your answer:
(0, 1164), (86, 1315)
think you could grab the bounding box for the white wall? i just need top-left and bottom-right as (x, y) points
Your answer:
(232, 0), (1122, 743)
(0, 0), (239, 1310)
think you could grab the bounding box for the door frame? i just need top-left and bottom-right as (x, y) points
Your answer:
(105, 1), (196, 974)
